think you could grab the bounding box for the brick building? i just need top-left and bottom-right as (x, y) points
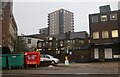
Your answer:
(89, 5), (120, 61)
(37, 31), (91, 63)
(0, 1), (18, 53)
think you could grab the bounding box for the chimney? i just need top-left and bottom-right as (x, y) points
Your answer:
(99, 5), (111, 13)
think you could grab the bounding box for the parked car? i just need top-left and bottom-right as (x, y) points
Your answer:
(40, 54), (60, 64)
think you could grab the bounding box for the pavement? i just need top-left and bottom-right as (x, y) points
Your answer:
(1, 62), (120, 77)
(1, 74), (120, 77)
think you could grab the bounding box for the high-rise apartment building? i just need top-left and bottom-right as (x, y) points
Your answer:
(39, 27), (48, 35)
(48, 9), (74, 35)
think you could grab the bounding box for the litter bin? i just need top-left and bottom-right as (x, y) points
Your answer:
(7, 54), (24, 69)
(0, 54), (7, 68)
(25, 52), (40, 68)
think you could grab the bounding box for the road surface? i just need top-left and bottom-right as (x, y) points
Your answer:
(2, 62), (120, 77)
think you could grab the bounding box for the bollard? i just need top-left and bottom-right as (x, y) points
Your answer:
(65, 56), (69, 66)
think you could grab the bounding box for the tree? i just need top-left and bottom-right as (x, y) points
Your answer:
(65, 31), (70, 40)
(15, 36), (29, 53)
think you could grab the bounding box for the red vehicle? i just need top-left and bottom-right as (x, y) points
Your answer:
(25, 52), (40, 68)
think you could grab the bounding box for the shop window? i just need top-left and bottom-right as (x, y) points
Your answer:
(94, 48), (99, 59)
(104, 48), (112, 59)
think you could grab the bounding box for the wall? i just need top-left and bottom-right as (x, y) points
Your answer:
(25, 37), (42, 51)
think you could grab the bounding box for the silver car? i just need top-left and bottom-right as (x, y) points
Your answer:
(40, 54), (60, 64)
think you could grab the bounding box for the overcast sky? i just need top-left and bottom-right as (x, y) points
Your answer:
(13, 0), (119, 35)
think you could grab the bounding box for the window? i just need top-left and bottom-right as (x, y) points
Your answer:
(49, 42), (52, 46)
(53, 18), (54, 21)
(64, 10), (66, 13)
(49, 37), (53, 40)
(79, 40), (84, 44)
(72, 40), (75, 44)
(52, 24), (54, 27)
(102, 31), (109, 39)
(0, 9), (2, 14)
(94, 48), (99, 59)
(68, 40), (70, 43)
(38, 43), (42, 47)
(52, 29), (54, 32)
(104, 48), (112, 59)
(52, 16), (54, 18)
(0, 9), (3, 20)
(56, 43), (58, 46)
(0, 13), (3, 20)
(28, 39), (31, 44)
(112, 30), (118, 38)
(60, 41), (63, 46)
(66, 12), (68, 14)
(110, 13), (117, 20)
(56, 50), (60, 54)
(92, 16), (98, 23)
(93, 32), (99, 39)
(43, 42), (45, 46)
(69, 51), (72, 55)
(101, 15), (107, 21)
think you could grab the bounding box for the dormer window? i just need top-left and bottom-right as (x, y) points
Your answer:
(92, 16), (98, 23)
(101, 15), (107, 21)
(110, 13), (117, 20)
